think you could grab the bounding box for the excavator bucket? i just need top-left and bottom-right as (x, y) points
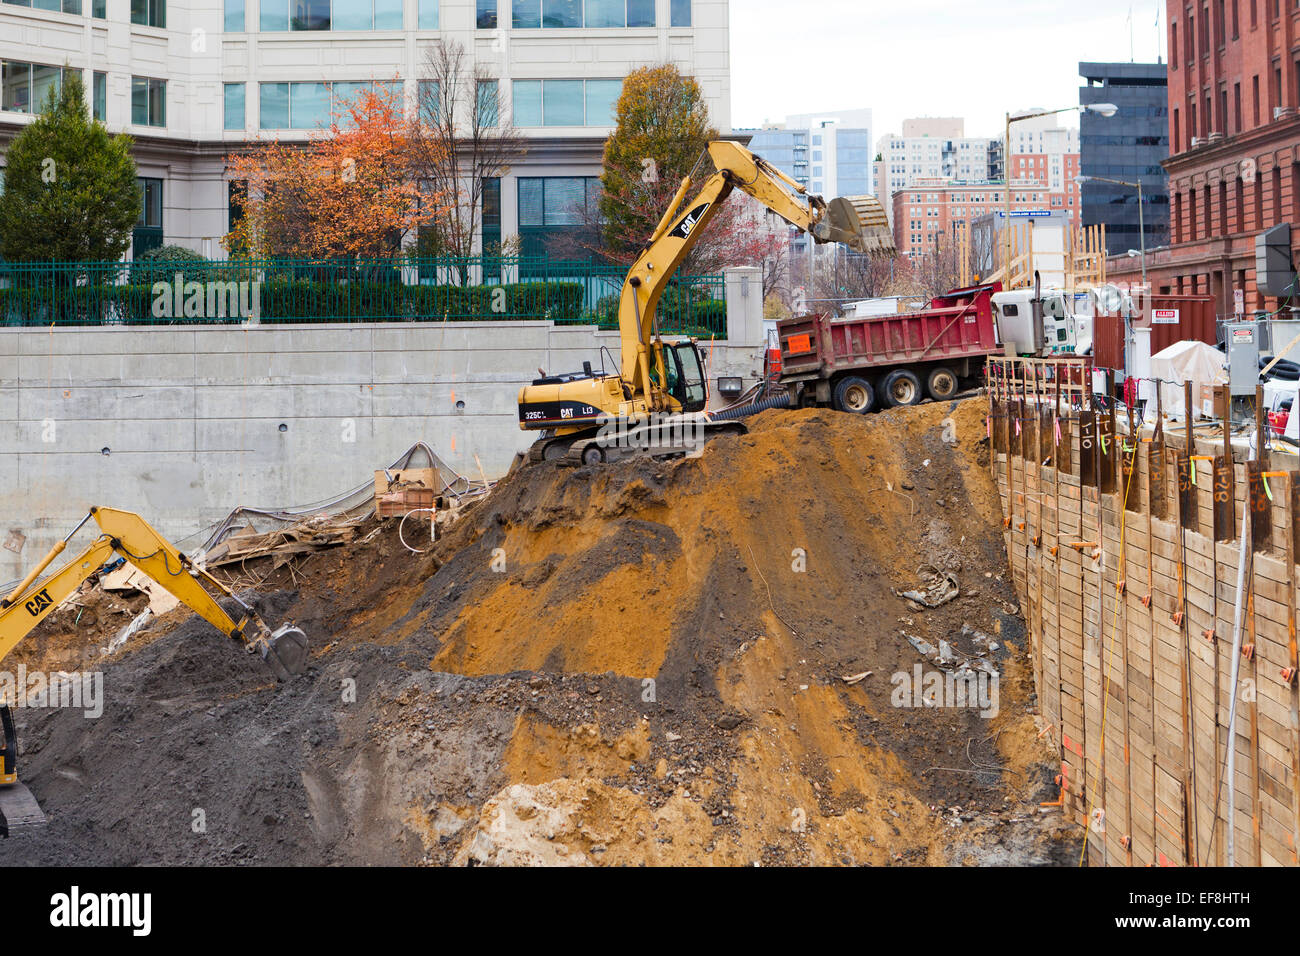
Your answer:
(261, 624), (309, 680)
(824, 195), (897, 258)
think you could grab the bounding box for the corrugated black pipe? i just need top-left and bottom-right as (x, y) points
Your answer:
(710, 391), (792, 421)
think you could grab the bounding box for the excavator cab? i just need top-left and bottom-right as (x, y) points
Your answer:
(662, 340), (708, 413)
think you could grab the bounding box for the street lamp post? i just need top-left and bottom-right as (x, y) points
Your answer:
(1074, 173), (1146, 289)
(1002, 103), (1117, 285)
(1076, 173), (1147, 378)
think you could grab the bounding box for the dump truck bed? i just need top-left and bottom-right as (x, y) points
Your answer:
(777, 283), (1002, 384)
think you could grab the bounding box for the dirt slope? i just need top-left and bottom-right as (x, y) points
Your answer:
(0, 398), (1078, 866)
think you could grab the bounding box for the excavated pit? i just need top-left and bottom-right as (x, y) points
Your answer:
(0, 398), (1080, 866)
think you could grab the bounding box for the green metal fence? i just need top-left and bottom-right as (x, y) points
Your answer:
(0, 257), (727, 335)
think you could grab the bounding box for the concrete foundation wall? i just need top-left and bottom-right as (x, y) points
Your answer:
(0, 265), (765, 580)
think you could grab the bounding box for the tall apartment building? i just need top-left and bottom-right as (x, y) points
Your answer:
(876, 118), (998, 225)
(1078, 61), (1170, 258)
(0, 0), (729, 259)
(1005, 109), (1082, 229)
(1105, 1), (1300, 316)
(745, 108), (873, 196)
(745, 108), (872, 259)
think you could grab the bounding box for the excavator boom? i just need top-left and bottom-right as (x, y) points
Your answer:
(0, 506), (308, 785)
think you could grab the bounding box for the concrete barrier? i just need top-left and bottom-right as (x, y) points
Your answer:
(0, 266), (766, 580)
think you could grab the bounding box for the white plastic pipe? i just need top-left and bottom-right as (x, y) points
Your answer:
(1224, 427), (1255, 867)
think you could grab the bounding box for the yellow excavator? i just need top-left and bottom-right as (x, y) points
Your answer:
(517, 139), (896, 464)
(0, 507), (308, 787)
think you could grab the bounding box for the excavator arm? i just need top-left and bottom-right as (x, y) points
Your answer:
(616, 140), (896, 403)
(0, 506), (307, 783)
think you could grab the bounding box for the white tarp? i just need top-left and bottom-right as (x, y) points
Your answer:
(1150, 340), (1227, 420)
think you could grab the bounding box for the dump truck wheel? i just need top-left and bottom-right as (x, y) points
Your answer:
(927, 366), (959, 401)
(833, 376), (875, 414)
(882, 369), (923, 407)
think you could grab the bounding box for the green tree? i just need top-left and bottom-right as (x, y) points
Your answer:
(0, 72), (140, 262)
(597, 64), (718, 267)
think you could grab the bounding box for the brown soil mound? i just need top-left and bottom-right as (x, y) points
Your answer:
(0, 398), (1078, 866)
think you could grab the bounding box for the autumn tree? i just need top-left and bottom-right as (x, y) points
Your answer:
(224, 83), (444, 261)
(593, 64), (724, 270)
(409, 39), (527, 280)
(0, 72), (139, 263)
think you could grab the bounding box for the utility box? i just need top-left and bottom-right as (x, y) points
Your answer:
(1223, 321), (1261, 396)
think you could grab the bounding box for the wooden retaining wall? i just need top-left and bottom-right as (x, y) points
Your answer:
(989, 358), (1300, 867)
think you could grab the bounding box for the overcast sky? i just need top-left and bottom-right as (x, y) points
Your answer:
(730, 0), (1168, 141)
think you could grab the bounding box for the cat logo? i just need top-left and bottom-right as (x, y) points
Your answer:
(24, 588), (53, 617)
(668, 203), (710, 240)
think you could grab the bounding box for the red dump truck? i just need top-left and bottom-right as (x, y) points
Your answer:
(776, 282), (1002, 413)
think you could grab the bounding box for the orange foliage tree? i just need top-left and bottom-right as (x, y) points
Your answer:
(224, 83), (445, 260)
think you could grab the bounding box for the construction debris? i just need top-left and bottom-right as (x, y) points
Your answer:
(199, 515), (362, 570)
(894, 565), (960, 609)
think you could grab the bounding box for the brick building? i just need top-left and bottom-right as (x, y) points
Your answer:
(891, 176), (1061, 260)
(1108, 0), (1300, 316)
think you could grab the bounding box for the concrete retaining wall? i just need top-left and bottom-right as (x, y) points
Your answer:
(0, 266), (766, 580)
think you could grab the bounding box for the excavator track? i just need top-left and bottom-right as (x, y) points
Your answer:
(563, 418), (747, 466)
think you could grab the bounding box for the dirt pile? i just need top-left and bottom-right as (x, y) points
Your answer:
(0, 398), (1078, 866)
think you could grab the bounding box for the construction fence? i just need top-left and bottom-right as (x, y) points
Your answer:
(990, 356), (1300, 867)
(0, 256), (726, 334)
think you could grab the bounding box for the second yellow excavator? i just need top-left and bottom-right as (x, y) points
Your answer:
(0, 506), (308, 787)
(517, 139), (896, 464)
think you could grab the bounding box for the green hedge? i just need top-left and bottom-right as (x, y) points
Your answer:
(0, 279), (589, 325)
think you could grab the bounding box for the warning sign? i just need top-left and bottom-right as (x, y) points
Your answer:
(787, 333), (812, 354)
(1152, 308), (1180, 325)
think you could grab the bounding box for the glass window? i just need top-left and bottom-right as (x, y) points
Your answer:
(543, 79), (583, 125)
(512, 80), (542, 126)
(418, 0), (437, 28)
(93, 0), (105, 16)
(482, 176), (501, 252)
(137, 178), (163, 228)
(290, 81), (330, 127)
(417, 79), (439, 121)
(92, 70), (105, 121)
(332, 81), (370, 111)
(585, 0), (623, 26)
(512, 0), (539, 27)
(224, 82), (245, 130)
(224, 0), (244, 30)
(260, 0), (288, 29)
(1, 62), (30, 114)
(541, 0), (579, 27)
(584, 79), (620, 125)
(669, 0), (689, 26)
(518, 177), (544, 225)
(131, 76), (165, 126)
(476, 0), (496, 27)
(291, 0), (329, 29)
(374, 0), (401, 27)
(260, 82), (289, 127)
(30, 64), (60, 110)
(627, 0), (653, 25)
(332, 0), (370, 28)
(130, 0), (165, 27)
(476, 79), (498, 127)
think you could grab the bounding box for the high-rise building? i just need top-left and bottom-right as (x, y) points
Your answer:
(1105, 3), (1300, 315)
(746, 108), (873, 197)
(0, 0), (729, 258)
(1078, 61), (1170, 258)
(876, 118), (998, 225)
(745, 108), (872, 258)
(1004, 109), (1082, 229)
